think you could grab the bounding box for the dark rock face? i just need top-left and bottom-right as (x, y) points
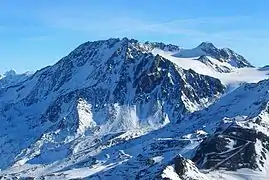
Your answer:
(174, 155), (186, 176)
(144, 41), (181, 52)
(192, 120), (269, 171)
(197, 55), (231, 73)
(171, 155), (205, 180)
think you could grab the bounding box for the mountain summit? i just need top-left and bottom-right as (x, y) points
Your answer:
(197, 41), (217, 50)
(173, 41), (253, 69)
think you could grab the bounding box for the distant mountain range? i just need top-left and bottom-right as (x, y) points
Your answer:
(0, 69), (31, 89)
(0, 38), (268, 180)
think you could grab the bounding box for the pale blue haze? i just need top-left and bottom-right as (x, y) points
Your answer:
(0, 0), (268, 73)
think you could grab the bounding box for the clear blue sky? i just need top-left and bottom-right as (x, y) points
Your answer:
(0, 0), (269, 73)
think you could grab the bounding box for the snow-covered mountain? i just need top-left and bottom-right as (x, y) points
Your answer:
(0, 69), (32, 89)
(0, 38), (268, 179)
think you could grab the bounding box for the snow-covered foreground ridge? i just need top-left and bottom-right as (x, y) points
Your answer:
(0, 38), (269, 179)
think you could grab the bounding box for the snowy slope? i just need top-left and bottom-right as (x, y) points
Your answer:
(152, 48), (269, 89)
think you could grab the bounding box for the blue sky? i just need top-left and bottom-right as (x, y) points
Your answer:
(0, 0), (269, 73)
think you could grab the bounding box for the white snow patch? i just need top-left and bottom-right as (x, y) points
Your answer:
(152, 156), (164, 163)
(76, 99), (96, 135)
(162, 165), (180, 180)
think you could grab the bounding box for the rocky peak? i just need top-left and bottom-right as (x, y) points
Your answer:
(219, 48), (254, 68)
(197, 41), (217, 51)
(3, 69), (17, 77)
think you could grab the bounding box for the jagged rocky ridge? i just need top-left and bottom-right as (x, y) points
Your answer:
(0, 38), (268, 180)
